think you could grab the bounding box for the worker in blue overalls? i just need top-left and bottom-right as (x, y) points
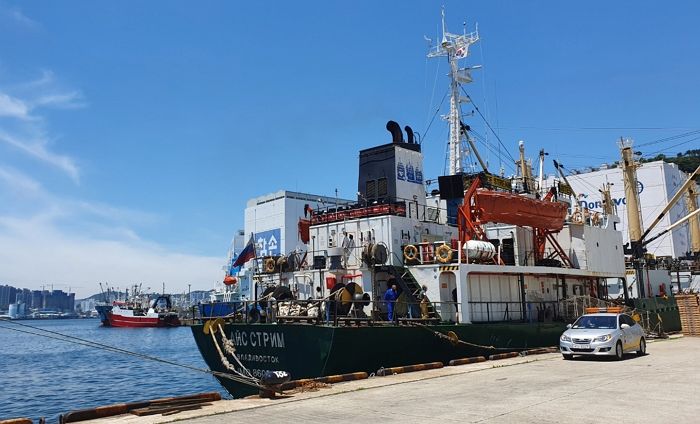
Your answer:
(384, 282), (398, 322)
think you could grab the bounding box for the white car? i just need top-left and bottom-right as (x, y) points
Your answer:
(559, 312), (646, 360)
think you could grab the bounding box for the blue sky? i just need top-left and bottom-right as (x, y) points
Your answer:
(0, 1), (698, 297)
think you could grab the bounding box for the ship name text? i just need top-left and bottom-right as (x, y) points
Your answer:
(231, 330), (285, 348)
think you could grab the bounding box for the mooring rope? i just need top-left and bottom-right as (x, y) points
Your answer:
(208, 325), (256, 382)
(407, 321), (537, 351)
(0, 318), (264, 389)
(217, 323), (255, 379)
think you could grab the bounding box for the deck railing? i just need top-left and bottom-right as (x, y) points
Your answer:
(468, 300), (560, 323)
(196, 297), (567, 325)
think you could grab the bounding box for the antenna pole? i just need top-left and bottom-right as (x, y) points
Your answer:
(427, 9), (480, 176)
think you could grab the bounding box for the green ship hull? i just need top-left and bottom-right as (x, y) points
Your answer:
(191, 321), (566, 397)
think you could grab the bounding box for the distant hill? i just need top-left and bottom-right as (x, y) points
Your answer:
(78, 290), (211, 302)
(640, 149), (700, 174)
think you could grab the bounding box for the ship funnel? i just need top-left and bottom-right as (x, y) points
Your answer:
(405, 125), (415, 144)
(386, 120), (404, 144)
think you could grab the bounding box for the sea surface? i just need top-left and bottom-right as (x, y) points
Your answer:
(0, 319), (228, 422)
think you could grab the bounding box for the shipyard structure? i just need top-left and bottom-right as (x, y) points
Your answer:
(556, 160), (699, 258)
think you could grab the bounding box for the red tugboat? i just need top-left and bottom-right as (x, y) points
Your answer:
(107, 294), (180, 328)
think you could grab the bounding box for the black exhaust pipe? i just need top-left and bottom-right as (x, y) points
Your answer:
(386, 120), (404, 144)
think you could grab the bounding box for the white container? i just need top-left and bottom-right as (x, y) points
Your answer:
(464, 240), (496, 260)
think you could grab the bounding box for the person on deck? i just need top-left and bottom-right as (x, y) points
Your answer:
(341, 233), (355, 268)
(452, 287), (458, 313)
(384, 283), (398, 321)
(419, 285), (430, 319)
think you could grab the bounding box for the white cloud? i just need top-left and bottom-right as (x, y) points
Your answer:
(71, 200), (159, 228)
(18, 70), (54, 90)
(0, 166), (156, 228)
(0, 70), (224, 299)
(0, 216), (223, 298)
(0, 167), (225, 298)
(0, 130), (80, 182)
(0, 165), (42, 193)
(0, 70), (85, 182)
(0, 4), (40, 30)
(0, 92), (30, 119)
(32, 91), (86, 109)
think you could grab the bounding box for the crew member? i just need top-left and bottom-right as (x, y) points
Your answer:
(452, 287), (458, 313)
(384, 282), (398, 321)
(342, 232), (355, 268)
(267, 296), (277, 323)
(419, 285), (430, 319)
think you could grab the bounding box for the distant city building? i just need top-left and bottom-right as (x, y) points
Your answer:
(0, 284), (75, 312)
(188, 290), (209, 303)
(0, 285), (17, 310)
(78, 298), (97, 313)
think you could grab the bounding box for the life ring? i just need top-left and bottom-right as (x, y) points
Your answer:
(571, 211), (583, 223)
(264, 258), (276, 273)
(435, 244), (453, 263)
(403, 244), (418, 262)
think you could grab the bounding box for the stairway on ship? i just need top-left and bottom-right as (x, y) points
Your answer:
(377, 264), (440, 320)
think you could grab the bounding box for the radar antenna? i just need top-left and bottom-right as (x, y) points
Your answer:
(427, 7), (481, 175)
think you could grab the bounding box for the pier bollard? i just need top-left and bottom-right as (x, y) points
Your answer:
(488, 352), (520, 361)
(376, 362), (443, 377)
(60, 392), (221, 423)
(0, 419), (34, 424)
(279, 372), (368, 391)
(523, 346), (559, 355)
(448, 356), (487, 366)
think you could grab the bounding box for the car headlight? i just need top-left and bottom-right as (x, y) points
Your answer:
(593, 334), (612, 342)
(560, 334), (571, 342)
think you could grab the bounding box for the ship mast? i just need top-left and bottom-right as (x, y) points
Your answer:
(427, 8), (480, 175)
(618, 138), (644, 254)
(686, 184), (700, 254)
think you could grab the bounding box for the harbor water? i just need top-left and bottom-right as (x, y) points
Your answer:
(0, 319), (228, 422)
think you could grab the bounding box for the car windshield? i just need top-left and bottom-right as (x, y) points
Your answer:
(572, 315), (617, 329)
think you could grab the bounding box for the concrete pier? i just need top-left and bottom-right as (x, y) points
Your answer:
(85, 336), (699, 424)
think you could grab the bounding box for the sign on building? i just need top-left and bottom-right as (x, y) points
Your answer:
(255, 229), (281, 256)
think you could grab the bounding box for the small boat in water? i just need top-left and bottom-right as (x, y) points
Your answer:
(107, 295), (180, 328)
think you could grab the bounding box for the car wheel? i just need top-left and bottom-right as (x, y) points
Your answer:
(614, 341), (624, 361)
(637, 338), (646, 356)
(563, 354), (573, 360)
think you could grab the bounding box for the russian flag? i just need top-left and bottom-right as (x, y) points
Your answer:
(232, 234), (256, 268)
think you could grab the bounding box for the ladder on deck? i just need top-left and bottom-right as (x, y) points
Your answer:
(380, 265), (440, 319)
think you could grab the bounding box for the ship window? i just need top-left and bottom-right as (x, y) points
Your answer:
(366, 180), (377, 198)
(377, 178), (388, 197)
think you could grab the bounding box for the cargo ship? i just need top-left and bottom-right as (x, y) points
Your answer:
(191, 13), (630, 397)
